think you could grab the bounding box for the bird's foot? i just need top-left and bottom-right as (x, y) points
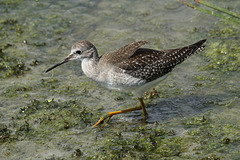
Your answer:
(142, 112), (148, 120)
(92, 113), (113, 128)
(142, 113), (148, 122)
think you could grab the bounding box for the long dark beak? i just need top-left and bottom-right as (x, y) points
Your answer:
(45, 56), (71, 73)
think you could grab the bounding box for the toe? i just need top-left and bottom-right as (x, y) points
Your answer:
(92, 117), (105, 128)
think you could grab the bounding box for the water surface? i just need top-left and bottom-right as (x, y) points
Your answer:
(0, 0), (239, 159)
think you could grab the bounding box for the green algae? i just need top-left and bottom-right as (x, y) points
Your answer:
(202, 40), (239, 72)
(0, 0), (22, 6)
(40, 78), (60, 89)
(0, 99), (97, 146)
(186, 115), (240, 159)
(3, 83), (32, 97)
(71, 148), (83, 158)
(202, 21), (240, 73)
(0, 17), (29, 79)
(184, 114), (208, 127)
(143, 88), (159, 99)
(89, 125), (187, 159)
(18, 99), (94, 130)
(0, 47), (29, 78)
(0, 124), (17, 143)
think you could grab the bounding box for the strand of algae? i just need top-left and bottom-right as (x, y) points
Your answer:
(178, 0), (240, 24)
(194, 0), (240, 19)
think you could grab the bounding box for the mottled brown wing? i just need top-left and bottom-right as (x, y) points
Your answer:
(117, 39), (206, 82)
(99, 40), (148, 65)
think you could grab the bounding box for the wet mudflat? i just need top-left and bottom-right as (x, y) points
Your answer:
(0, 0), (239, 159)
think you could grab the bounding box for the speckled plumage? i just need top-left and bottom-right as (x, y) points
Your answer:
(87, 39), (205, 90)
(116, 40), (206, 82)
(46, 39), (206, 95)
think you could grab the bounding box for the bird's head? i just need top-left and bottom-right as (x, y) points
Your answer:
(45, 40), (98, 73)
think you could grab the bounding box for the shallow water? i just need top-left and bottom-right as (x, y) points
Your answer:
(0, 0), (239, 159)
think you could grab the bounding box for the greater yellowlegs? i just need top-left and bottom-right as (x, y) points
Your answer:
(46, 39), (206, 127)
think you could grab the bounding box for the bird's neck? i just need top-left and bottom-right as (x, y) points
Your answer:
(81, 57), (99, 80)
(92, 45), (100, 62)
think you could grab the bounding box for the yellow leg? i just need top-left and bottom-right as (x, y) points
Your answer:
(138, 97), (148, 117)
(92, 97), (148, 128)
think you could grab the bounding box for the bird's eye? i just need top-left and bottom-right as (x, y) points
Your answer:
(75, 50), (82, 55)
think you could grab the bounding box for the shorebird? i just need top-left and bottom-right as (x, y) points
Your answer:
(46, 39), (206, 127)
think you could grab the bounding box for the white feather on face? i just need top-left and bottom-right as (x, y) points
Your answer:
(67, 40), (98, 61)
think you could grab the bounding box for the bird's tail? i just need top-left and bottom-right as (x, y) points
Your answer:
(163, 39), (207, 66)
